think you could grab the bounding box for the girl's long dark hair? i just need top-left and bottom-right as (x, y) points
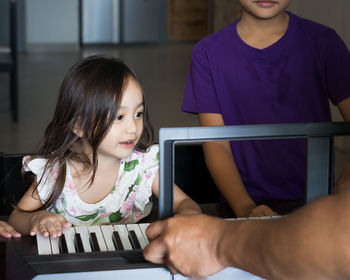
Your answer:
(28, 55), (154, 211)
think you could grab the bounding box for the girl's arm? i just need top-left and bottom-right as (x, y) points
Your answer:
(199, 113), (276, 218)
(8, 179), (70, 238)
(152, 172), (201, 216)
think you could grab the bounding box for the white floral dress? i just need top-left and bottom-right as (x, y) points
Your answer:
(23, 145), (159, 226)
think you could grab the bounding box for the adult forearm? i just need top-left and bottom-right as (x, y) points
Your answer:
(220, 193), (350, 279)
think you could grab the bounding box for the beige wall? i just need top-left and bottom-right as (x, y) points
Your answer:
(211, 0), (241, 33)
(289, 0), (350, 48)
(289, 0), (350, 151)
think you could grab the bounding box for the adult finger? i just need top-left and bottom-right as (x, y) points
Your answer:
(145, 220), (166, 241)
(166, 261), (180, 275)
(143, 238), (168, 264)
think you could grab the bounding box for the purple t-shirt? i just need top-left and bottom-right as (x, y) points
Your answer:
(182, 12), (350, 202)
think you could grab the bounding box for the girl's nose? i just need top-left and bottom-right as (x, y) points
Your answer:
(126, 118), (137, 134)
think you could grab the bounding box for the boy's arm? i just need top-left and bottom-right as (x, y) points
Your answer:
(334, 97), (350, 193)
(199, 113), (276, 217)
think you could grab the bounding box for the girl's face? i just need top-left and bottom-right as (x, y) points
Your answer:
(239, 0), (291, 20)
(97, 78), (144, 161)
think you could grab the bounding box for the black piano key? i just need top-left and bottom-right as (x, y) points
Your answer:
(74, 233), (84, 253)
(90, 232), (100, 252)
(112, 231), (124, 250)
(59, 235), (68, 254)
(128, 230), (141, 250)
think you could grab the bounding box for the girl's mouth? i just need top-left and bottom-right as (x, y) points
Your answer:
(120, 140), (135, 148)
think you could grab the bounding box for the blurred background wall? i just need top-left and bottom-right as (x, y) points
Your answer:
(0, 0), (349, 154)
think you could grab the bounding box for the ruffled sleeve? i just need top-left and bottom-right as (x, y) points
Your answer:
(22, 156), (57, 204)
(134, 145), (159, 211)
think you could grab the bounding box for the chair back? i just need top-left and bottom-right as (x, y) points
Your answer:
(0, 153), (33, 216)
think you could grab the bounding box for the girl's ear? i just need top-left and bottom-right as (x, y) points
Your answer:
(73, 123), (84, 138)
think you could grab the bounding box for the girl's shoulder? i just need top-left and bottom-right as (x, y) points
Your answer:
(22, 156), (48, 174)
(22, 156), (60, 204)
(126, 144), (159, 162)
(22, 156), (60, 180)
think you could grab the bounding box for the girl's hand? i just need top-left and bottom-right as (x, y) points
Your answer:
(0, 221), (21, 239)
(175, 209), (201, 216)
(30, 211), (71, 238)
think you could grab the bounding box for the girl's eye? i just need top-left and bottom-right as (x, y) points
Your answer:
(115, 115), (123, 120)
(135, 112), (144, 118)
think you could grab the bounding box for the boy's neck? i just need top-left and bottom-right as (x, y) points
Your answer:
(236, 11), (290, 49)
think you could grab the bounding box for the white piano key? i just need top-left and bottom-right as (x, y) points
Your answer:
(74, 226), (92, 253)
(50, 236), (60, 254)
(138, 223), (150, 244)
(126, 224), (148, 249)
(63, 227), (76, 253)
(101, 225), (118, 251)
(236, 217), (248, 221)
(88, 226), (108, 252)
(36, 234), (52, 255)
(113, 224), (133, 250)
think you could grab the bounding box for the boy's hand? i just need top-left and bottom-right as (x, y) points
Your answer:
(30, 211), (71, 238)
(0, 221), (21, 238)
(246, 204), (277, 217)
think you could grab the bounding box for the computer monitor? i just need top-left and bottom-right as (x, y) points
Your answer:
(158, 122), (350, 219)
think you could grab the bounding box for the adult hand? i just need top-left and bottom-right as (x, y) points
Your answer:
(30, 210), (71, 238)
(0, 220), (21, 238)
(143, 214), (227, 277)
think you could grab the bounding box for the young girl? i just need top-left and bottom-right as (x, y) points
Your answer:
(8, 55), (201, 238)
(182, 0), (350, 217)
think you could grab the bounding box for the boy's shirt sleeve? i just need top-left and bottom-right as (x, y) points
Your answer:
(182, 43), (221, 114)
(324, 30), (350, 105)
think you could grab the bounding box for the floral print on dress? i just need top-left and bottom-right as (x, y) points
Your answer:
(23, 145), (159, 226)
